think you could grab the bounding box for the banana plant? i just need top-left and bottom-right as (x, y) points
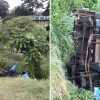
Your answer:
(24, 48), (42, 79)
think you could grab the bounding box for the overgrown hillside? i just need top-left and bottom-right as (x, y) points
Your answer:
(0, 16), (49, 79)
(0, 16), (49, 100)
(51, 0), (100, 99)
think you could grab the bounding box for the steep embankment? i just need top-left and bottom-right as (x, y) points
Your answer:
(51, 44), (94, 100)
(51, 0), (97, 100)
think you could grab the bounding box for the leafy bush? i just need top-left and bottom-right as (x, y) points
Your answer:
(77, 88), (94, 100)
(1, 16), (49, 79)
(2, 16), (14, 24)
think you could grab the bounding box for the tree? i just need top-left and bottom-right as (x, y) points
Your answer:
(42, 4), (49, 16)
(10, 6), (34, 16)
(21, 0), (49, 15)
(0, 0), (9, 18)
(13, 6), (29, 16)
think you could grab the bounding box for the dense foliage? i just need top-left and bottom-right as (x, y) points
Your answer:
(51, 0), (100, 99)
(12, 6), (30, 16)
(0, 0), (9, 18)
(0, 16), (49, 79)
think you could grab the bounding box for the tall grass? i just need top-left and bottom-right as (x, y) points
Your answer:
(0, 78), (49, 100)
(51, 0), (97, 99)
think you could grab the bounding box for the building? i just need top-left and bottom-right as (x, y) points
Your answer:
(32, 16), (50, 31)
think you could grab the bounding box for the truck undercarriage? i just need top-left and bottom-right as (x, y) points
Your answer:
(67, 9), (100, 92)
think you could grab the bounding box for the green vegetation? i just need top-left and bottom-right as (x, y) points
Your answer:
(0, 1), (49, 100)
(0, 0), (9, 18)
(0, 16), (49, 100)
(51, 46), (94, 100)
(0, 16), (49, 79)
(51, 0), (100, 99)
(0, 78), (49, 100)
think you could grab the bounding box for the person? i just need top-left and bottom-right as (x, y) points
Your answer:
(9, 65), (18, 76)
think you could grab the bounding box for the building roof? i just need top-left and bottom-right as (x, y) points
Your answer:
(32, 16), (50, 21)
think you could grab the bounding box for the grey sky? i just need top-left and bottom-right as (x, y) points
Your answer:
(6, 0), (23, 10)
(5, 0), (49, 13)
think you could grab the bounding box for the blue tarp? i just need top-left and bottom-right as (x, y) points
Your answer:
(22, 73), (30, 79)
(10, 65), (18, 72)
(94, 87), (100, 100)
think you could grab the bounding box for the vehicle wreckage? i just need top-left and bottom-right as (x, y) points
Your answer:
(67, 8), (100, 92)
